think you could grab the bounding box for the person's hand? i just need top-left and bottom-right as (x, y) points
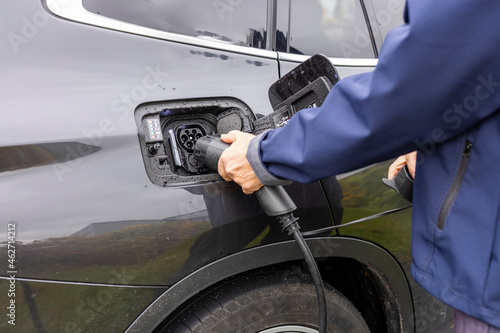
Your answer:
(388, 151), (417, 180)
(218, 130), (263, 194)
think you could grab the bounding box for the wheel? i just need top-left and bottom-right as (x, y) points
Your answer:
(160, 268), (370, 333)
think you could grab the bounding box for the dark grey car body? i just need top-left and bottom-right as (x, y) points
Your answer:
(1, 1), (452, 332)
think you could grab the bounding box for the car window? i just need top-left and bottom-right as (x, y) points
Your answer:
(83, 0), (268, 48)
(370, 0), (406, 42)
(277, 0), (375, 58)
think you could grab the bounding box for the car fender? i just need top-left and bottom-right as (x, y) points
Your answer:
(126, 236), (413, 333)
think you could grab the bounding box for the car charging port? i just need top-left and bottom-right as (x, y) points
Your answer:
(134, 98), (255, 187)
(162, 113), (217, 175)
(176, 125), (206, 152)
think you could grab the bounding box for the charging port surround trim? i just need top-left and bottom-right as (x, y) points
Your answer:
(135, 98), (255, 187)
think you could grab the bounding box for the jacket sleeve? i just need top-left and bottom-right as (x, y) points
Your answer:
(249, 0), (500, 184)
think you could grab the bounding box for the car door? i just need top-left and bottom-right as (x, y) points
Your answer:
(0, 0), (334, 332)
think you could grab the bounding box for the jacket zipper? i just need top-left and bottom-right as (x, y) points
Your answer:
(436, 140), (473, 230)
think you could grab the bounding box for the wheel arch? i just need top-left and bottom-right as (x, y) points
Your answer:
(125, 236), (414, 333)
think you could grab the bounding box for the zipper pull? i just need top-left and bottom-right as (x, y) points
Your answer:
(463, 140), (473, 157)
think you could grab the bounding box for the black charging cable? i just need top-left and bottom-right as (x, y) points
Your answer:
(278, 212), (327, 333)
(253, 185), (327, 332)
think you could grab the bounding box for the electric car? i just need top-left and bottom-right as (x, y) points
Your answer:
(1, 0), (453, 332)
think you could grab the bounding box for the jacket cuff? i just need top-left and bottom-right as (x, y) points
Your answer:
(246, 130), (292, 186)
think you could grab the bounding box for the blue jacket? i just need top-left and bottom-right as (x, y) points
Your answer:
(248, 0), (500, 327)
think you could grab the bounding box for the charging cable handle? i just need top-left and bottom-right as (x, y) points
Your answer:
(195, 136), (297, 219)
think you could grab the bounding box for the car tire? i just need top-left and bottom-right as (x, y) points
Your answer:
(160, 268), (370, 333)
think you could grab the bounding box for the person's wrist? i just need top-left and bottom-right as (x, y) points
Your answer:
(246, 131), (292, 186)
